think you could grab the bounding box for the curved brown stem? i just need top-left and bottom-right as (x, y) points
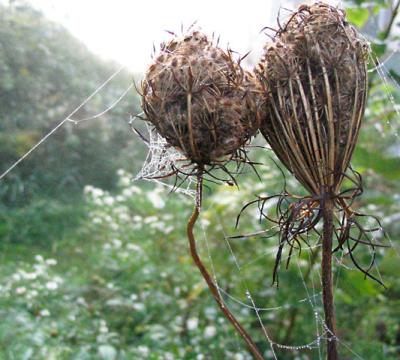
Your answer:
(186, 171), (264, 360)
(322, 196), (338, 360)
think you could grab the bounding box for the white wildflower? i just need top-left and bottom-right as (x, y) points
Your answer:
(122, 188), (133, 198)
(200, 218), (211, 228)
(112, 239), (122, 248)
(39, 309), (50, 317)
(187, 317), (199, 331)
(104, 215), (113, 223)
(91, 188), (104, 198)
(23, 272), (37, 280)
(126, 243), (141, 252)
(164, 352), (174, 360)
(132, 303), (145, 311)
(147, 190), (165, 209)
(15, 287), (26, 295)
(164, 225), (174, 234)
(138, 346), (149, 356)
(204, 325), (217, 338)
(103, 196), (115, 206)
(93, 197), (103, 206)
(118, 212), (130, 222)
(99, 320), (108, 334)
(53, 276), (63, 284)
(120, 176), (131, 187)
(130, 185), (142, 194)
(84, 185), (94, 194)
(204, 307), (217, 320)
(46, 281), (58, 291)
(12, 273), (22, 281)
(110, 222), (119, 231)
(45, 259), (57, 266)
(233, 354), (245, 360)
(144, 216), (158, 224)
(76, 297), (87, 306)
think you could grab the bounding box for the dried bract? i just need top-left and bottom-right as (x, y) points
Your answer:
(141, 30), (261, 166)
(255, 2), (368, 195)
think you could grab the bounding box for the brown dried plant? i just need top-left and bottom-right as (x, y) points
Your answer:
(250, 2), (387, 359)
(140, 30), (261, 173)
(139, 30), (265, 359)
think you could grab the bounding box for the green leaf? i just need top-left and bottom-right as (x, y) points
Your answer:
(353, 146), (400, 180)
(346, 7), (370, 28)
(341, 271), (380, 299)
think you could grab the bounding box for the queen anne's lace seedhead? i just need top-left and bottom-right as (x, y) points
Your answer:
(141, 30), (262, 167)
(255, 2), (369, 195)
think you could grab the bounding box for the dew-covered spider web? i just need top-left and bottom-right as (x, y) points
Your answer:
(0, 15), (399, 359)
(131, 117), (196, 197)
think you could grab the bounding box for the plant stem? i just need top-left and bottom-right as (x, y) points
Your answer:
(322, 196), (338, 360)
(379, 0), (400, 41)
(186, 172), (264, 360)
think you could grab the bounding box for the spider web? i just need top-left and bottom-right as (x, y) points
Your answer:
(131, 117), (196, 197)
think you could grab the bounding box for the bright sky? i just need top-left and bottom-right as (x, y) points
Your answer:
(27, 0), (294, 73)
(27, 1), (344, 73)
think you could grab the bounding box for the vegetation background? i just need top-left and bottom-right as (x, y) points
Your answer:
(0, 0), (399, 359)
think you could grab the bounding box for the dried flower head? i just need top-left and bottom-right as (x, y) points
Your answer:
(241, 2), (388, 291)
(141, 30), (261, 167)
(255, 2), (369, 195)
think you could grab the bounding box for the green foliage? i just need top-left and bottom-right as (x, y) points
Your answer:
(0, 3), (144, 206)
(0, 173), (259, 359)
(346, 7), (370, 28)
(0, 197), (84, 247)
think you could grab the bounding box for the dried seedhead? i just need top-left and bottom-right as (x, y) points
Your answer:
(255, 1), (369, 195)
(141, 30), (262, 169)
(247, 2), (386, 285)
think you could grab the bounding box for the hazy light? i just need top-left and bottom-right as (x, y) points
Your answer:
(27, 1), (343, 74)
(27, 0), (286, 73)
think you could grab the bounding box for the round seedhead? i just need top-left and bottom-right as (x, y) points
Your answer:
(255, 2), (369, 195)
(141, 30), (261, 167)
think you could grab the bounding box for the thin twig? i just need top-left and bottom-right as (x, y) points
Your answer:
(186, 168), (264, 360)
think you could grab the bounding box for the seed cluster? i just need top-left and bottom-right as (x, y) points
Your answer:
(141, 31), (262, 166)
(255, 2), (369, 195)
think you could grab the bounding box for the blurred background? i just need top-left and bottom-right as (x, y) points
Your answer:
(0, 0), (399, 359)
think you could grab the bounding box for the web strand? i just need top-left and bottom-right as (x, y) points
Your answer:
(0, 65), (127, 182)
(67, 82), (134, 124)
